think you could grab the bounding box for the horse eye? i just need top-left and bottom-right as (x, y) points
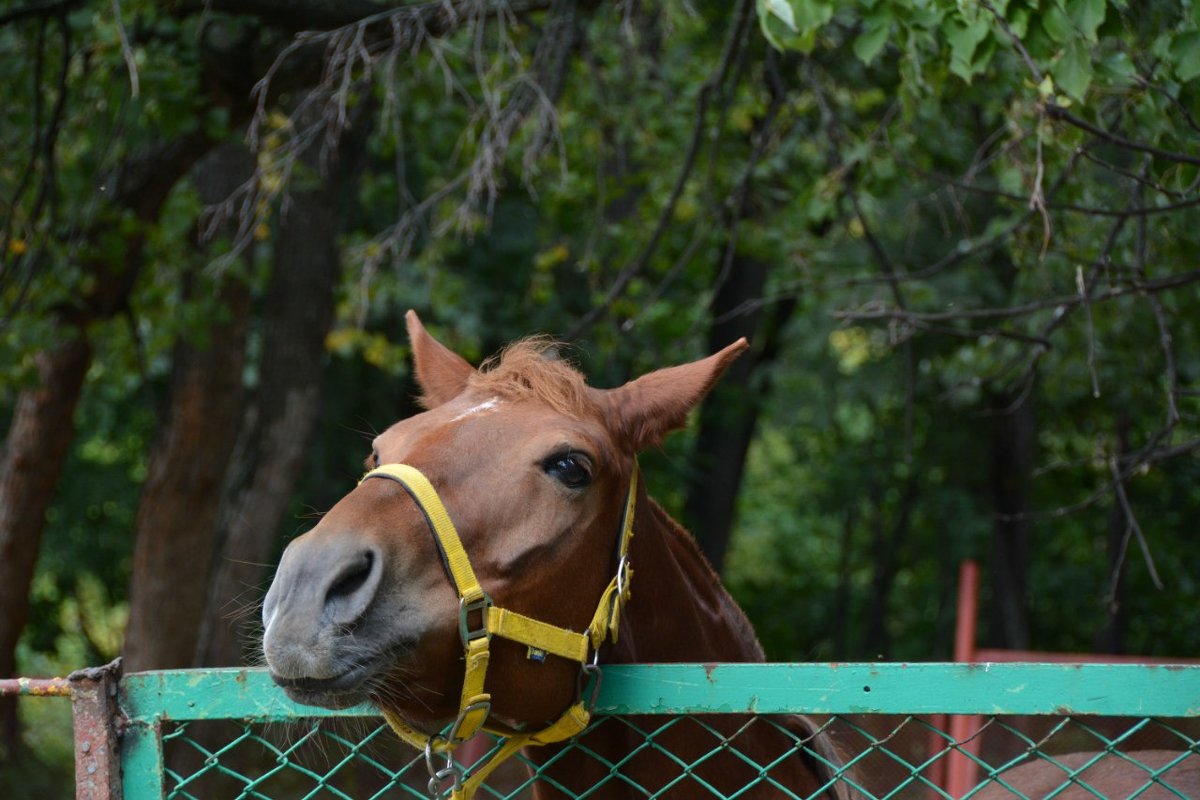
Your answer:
(543, 453), (592, 489)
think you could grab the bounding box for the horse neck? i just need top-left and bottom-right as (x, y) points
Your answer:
(520, 492), (837, 799)
(610, 492), (764, 664)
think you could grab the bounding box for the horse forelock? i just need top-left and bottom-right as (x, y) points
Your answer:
(469, 337), (596, 420)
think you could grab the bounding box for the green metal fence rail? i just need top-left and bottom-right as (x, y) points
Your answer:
(10, 662), (1200, 798)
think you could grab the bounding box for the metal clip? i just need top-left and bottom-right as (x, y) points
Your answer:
(424, 737), (462, 798)
(427, 763), (462, 799)
(578, 662), (603, 713)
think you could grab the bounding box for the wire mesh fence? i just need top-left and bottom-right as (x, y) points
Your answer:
(154, 712), (1200, 799)
(10, 662), (1200, 798)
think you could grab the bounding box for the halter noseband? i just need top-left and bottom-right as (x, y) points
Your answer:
(358, 460), (638, 800)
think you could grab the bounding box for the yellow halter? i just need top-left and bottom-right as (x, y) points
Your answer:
(358, 459), (638, 800)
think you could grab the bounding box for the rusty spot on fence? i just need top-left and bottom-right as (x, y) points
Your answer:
(0, 676), (70, 697)
(69, 658), (123, 800)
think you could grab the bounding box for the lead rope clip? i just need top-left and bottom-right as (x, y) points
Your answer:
(425, 737), (462, 799)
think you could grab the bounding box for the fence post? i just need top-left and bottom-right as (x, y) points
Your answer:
(946, 560), (982, 798)
(69, 658), (123, 800)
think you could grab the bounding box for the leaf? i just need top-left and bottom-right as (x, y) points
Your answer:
(1008, 8), (1030, 38)
(1098, 51), (1136, 86)
(1042, 3), (1073, 44)
(792, 0), (834, 32)
(1066, 0), (1106, 42)
(756, 0), (830, 52)
(853, 20), (891, 65)
(757, 0), (788, 50)
(948, 16), (991, 82)
(1170, 30), (1200, 83)
(1053, 38), (1094, 100)
(763, 0), (798, 32)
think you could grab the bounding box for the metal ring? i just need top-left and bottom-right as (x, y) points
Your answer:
(428, 763), (463, 799)
(578, 662), (603, 713)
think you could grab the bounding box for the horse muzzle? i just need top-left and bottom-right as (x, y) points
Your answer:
(261, 530), (395, 704)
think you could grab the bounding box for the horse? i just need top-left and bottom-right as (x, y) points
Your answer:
(261, 311), (847, 799)
(973, 749), (1200, 799)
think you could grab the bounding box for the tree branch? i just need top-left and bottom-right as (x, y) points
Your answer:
(1045, 103), (1200, 167)
(0, 0), (79, 27)
(833, 268), (1200, 324)
(564, 0), (756, 340)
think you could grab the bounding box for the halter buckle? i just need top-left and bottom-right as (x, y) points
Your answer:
(458, 591), (493, 647)
(448, 698), (493, 745)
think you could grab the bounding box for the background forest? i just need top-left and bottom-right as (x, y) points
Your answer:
(2, 0), (1199, 791)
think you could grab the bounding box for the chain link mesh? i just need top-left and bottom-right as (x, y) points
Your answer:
(157, 714), (1199, 799)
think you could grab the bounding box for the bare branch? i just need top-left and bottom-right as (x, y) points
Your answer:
(564, 0), (756, 340)
(0, 0), (79, 27)
(980, 0), (1043, 83)
(1045, 103), (1200, 167)
(110, 0), (138, 97)
(1107, 456), (1164, 591)
(832, 268), (1200, 324)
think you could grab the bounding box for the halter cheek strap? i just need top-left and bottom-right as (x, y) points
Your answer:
(359, 460), (638, 800)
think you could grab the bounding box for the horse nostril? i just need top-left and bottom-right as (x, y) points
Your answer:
(323, 548), (381, 626)
(328, 551), (374, 599)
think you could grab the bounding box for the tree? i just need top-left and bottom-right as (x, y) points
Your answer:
(3, 0), (1199, 782)
(122, 143), (255, 672)
(199, 101), (369, 668)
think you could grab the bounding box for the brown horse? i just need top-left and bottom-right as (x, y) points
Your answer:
(261, 312), (846, 798)
(974, 749), (1200, 799)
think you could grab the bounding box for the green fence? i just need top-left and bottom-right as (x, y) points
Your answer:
(101, 663), (1200, 799)
(7, 662), (1194, 797)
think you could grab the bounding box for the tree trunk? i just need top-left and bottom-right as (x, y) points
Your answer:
(198, 171), (343, 667)
(121, 278), (251, 671)
(0, 124), (227, 750)
(864, 481), (918, 659)
(831, 506), (857, 660)
(683, 253), (796, 573)
(987, 390), (1036, 650)
(122, 144), (255, 671)
(0, 335), (91, 757)
(198, 101), (369, 667)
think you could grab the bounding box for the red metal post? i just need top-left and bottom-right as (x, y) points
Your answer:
(69, 658), (123, 800)
(945, 560), (982, 799)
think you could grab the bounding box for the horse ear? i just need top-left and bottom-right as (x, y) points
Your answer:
(601, 338), (749, 452)
(406, 310), (475, 408)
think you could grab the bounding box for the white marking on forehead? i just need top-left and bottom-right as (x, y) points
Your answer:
(450, 396), (503, 423)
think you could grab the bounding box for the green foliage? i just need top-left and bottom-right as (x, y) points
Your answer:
(759, 0), (1200, 105)
(3, 3), (1199, 767)
(727, 0), (1200, 659)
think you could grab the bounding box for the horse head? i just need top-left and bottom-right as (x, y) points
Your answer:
(261, 311), (746, 737)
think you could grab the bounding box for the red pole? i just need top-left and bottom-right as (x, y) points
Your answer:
(953, 560), (979, 663)
(946, 560), (982, 799)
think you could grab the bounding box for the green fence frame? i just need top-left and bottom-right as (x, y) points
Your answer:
(113, 662), (1200, 799)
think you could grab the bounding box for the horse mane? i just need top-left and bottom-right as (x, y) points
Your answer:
(468, 337), (596, 419)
